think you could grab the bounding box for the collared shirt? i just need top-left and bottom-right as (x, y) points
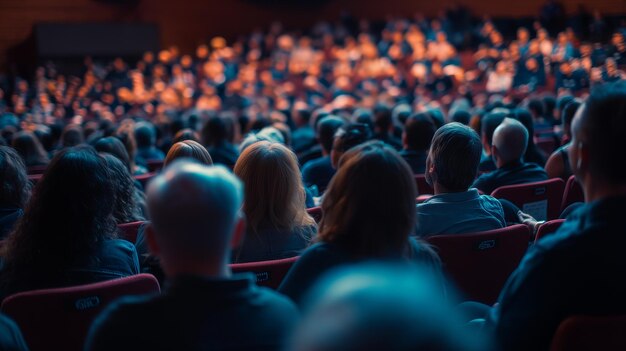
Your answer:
(490, 196), (626, 351)
(86, 274), (299, 351)
(414, 189), (506, 238)
(472, 160), (548, 195)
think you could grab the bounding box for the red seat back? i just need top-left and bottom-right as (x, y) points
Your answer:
(27, 165), (47, 175)
(550, 315), (626, 351)
(145, 159), (164, 172)
(426, 224), (531, 304)
(230, 256), (299, 290)
(306, 207), (322, 224)
(535, 219), (566, 243)
(134, 172), (157, 188)
(491, 178), (565, 221)
(415, 174), (434, 195)
(117, 221), (145, 243)
(27, 173), (43, 185)
(1, 274), (160, 351)
(561, 175), (584, 212)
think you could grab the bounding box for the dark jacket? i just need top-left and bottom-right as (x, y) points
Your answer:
(472, 160), (548, 195)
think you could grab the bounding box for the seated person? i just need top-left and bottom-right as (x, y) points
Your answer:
(415, 123), (506, 237)
(233, 141), (316, 263)
(279, 141), (442, 307)
(201, 115), (239, 169)
(330, 123), (372, 168)
(0, 147), (30, 239)
(134, 122), (165, 165)
(301, 116), (345, 193)
(489, 81), (626, 351)
(0, 146), (139, 301)
(479, 112), (506, 173)
(473, 118), (548, 194)
(86, 162), (299, 351)
(545, 99), (582, 180)
(163, 140), (213, 167)
(399, 113), (437, 174)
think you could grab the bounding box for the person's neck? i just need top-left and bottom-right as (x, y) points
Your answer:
(583, 178), (626, 203)
(497, 158), (522, 169)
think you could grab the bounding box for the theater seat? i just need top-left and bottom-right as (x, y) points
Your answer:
(306, 207), (322, 223)
(28, 173), (43, 185)
(491, 178), (565, 221)
(230, 256), (299, 290)
(117, 221), (146, 243)
(550, 315), (626, 351)
(535, 219), (566, 243)
(1, 274), (160, 351)
(415, 174), (434, 195)
(426, 224), (531, 304)
(561, 175), (584, 213)
(27, 165), (47, 175)
(134, 172), (157, 188)
(145, 159), (164, 172)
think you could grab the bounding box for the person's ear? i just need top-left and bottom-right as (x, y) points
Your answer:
(145, 223), (160, 257)
(230, 212), (246, 249)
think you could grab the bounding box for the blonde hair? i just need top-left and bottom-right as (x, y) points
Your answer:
(234, 141), (315, 233)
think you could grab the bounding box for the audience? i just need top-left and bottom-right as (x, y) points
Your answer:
(0, 146), (139, 301)
(201, 115), (239, 169)
(101, 154), (145, 224)
(330, 123), (372, 169)
(544, 98), (583, 180)
(134, 122), (165, 165)
(233, 141), (317, 263)
(478, 111), (506, 172)
(0, 147), (30, 239)
(415, 123), (505, 237)
(86, 162), (299, 350)
(301, 116), (345, 193)
(0, 314), (28, 351)
(11, 131), (49, 168)
(279, 141), (442, 306)
(473, 118), (548, 194)
(489, 80), (626, 351)
(400, 112), (437, 174)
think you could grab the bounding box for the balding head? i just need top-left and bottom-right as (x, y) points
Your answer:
(492, 118), (529, 167)
(146, 161), (243, 275)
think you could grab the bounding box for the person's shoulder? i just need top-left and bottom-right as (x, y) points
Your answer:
(101, 238), (138, 254)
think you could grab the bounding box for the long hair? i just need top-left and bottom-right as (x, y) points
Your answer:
(95, 136), (132, 172)
(11, 131), (49, 167)
(101, 153), (144, 224)
(234, 141), (315, 233)
(0, 146), (30, 208)
(318, 141), (417, 257)
(0, 146), (117, 293)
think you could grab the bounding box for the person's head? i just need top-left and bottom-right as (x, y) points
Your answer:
(11, 131), (49, 167)
(101, 153), (143, 224)
(0, 146), (30, 209)
(201, 115), (234, 147)
(403, 112), (436, 152)
(317, 116), (346, 155)
(173, 128), (200, 144)
(94, 136), (132, 171)
(391, 104), (412, 128)
(555, 94), (575, 120)
(373, 104), (393, 134)
(134, 122), (157, 149)
(527, 99), (545, 120)
(511, 108), (536, 148)
(234, 141), (314, 233)
(569, 82), (626, 199)
(319, 141), (416, 257)
(164, 140), (213, 167)
(60, 125), (84, 148)
(492, 118), (529, 167)
(331, 123), (372, 168)
(145, 162), (244, 277)
(1, 146), (117, 285)
(561, 98), (583, 140)
(480, 112), (506, 155)
(426, 123), (482, 193)
(451, 109), (472, 126)
(291, 264), (484, 351)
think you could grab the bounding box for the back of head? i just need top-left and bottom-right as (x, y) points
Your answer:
(428, 122), (482, 192)
(291, 264), (483, 351)
(173, 128), (200, 144)
(480, 112), (506, 146)
(101, 153), (142, 224)
(0, 146), (30, 208)
(404, 113), (437, 152)
(147, 162), (242, 262)
(201, 115), (232, 147)
(11, 131), (49, 167)
(320, 141), (416, 257)
(392, 104), (412, 127)
(511, 108), (535, 142)
(318, 116), (346, 154)
(94, 136), (132, 171)
(493, 118), (529, 165)
(527, 98), (545, 119)
(575, 81), (626, 185)
(61, 125), (84, 148)
(451, 109), (472, 126)
(164, 140), (213, 167)
(373, 104), (393, 132)
(234, 141), (313, 233)
(2, 146), (116, 284)
(135, 122), (156, 149)
(333, 123), (372, 155)
(352, 109), (375, 131)
(561, 98), (583, 134)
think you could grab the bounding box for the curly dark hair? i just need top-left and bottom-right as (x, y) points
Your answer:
(0, 146), (30, 209)
(101, 153), (145, 224)
(0, 146), (117, 295)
